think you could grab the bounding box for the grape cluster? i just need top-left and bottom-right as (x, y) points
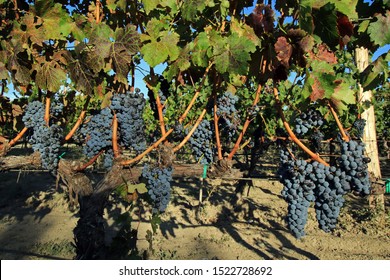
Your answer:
(311, 162), (348, 232)
(215, 92), (240, 141)
(294, 109), (324, 136)
(103, 149), (114, 169)
(80, 108), (113, 158)
(279, 150), (314, 238)
(188, 120), (214, 165)
(353, 119), (366, 138)
(158, 90), (167, 115)
(110, 92), (147, 153)
(50, 97), (64, 118)
(216, 92), (238, 117)
(311, 130), (324, 152)
(279, 138), (371, 236)
(22, 101), (62, 172)
(142, 164), (173, 213)
(338, 140), (371, 195)
(29, 124), (62, 171)
(22, 101), (45, 128)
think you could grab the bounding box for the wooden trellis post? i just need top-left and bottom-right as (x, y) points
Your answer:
(355, 47), (384, 210)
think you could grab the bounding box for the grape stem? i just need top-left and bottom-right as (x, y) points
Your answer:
(178, 61), (213, 124)
(8, 126), (28, 147)
(44, 94), (51, 126)
(65, 110), (86, 141)
(145, 78), (167, 137)
(120, 128), (174, 166)
(112, 113), (120, 158)
(227, 83), (262, 160)
(328, 102), (350, 142)
(213, 93), (223, 160)
(273, 87), (330, 166)
(74, 150), (104, 171)
(64, 96), (90, 142)
(173, 109), (207, 153)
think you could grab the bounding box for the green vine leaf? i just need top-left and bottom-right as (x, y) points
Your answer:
(331, 78), (355, 112)
(127, 183), (148, 194)
(212, 32), (257, 75)
(182, 0), (215, 21)
(34, 60), (66, 92)
(312, 3), (339, 49)
(301, 0), (358, 19)
(367, 10), (390, 46)
(191, 31), (211, 67)
(106, 0), (127, 11)
(41, 3), (79, 40)
(141, 0), (160, 14)
(141, 30), (180, 67)
(359, 52), (390, 90)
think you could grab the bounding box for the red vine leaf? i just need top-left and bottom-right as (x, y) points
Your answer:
(310, 77), (325, 101)
(274, 36), (292, 68)
(337, 13), (354, 48)
(250, 4), (275, 36)
(309, 44), (337, 64)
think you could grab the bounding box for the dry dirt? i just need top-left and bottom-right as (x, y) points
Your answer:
(0, 170), (389, 260)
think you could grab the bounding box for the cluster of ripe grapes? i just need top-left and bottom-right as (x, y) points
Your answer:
(79, 107), (113, 159)
(294, 109), (324, 136)
(279, 113), (371, 238)
(216, 92), (240, 141)
(22, 100), (63, 172)
(188, 120), (214, 165)
(142, 164), (173, 213)
(110, 92), (147, 153)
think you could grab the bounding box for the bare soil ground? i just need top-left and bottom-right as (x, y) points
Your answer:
(0, 170), (389, 260)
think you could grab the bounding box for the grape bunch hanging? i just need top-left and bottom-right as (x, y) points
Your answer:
(278, 109), (371, 238)
(22, 100), (63, 172)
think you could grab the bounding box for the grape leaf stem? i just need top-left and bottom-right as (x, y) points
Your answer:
(227, 83), (262, 160)
(8, 126), (28, 147)
(145, 79), (167, 137)
(328, 102), (350, 142)
(120, 128), (174, 166)
(112, 113), (120, 158)
(74, 150), (104, 171)
(213, 94), (223, 160)
(44, 94), (51, 126)
(173, 109), (207, 153)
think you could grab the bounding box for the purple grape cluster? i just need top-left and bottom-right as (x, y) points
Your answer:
(294, 109), (324, 136)
(353, 119), (366, 138)
(80, 108), (113, 158)
(188, 120), (214, 165)
(142, 164), (173, 213)
(338, 140), (371, 195)
(22, 101), (63, 172)
(110, 92), (147, 153)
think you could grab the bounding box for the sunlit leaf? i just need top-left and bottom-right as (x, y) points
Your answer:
(35, 61), (66, 92)
(367, 10), (390, 46)
(127, 183), (148, 194)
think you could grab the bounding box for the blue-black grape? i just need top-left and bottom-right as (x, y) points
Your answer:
(79, 108), (113, 158)
(294, 109), (324, 136)
(22, 101), (62, 172)
(110, 92), (147, 153)
(188, 120), (214, 165)
(142, 164), (173, 213)
(338, 139), (370, 195)
(215, 92), (240, 141)
(353, 119), (366, 138)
